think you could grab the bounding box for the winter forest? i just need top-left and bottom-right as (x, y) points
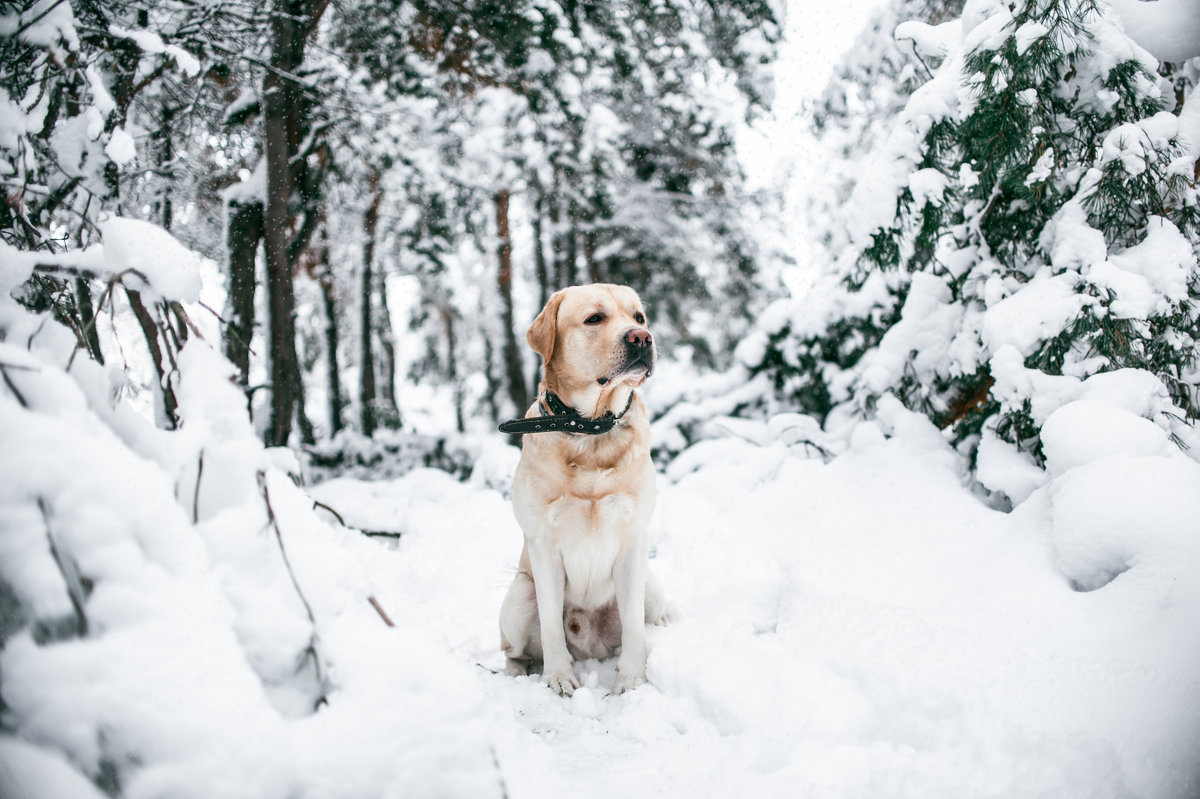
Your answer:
(2, 0), (1200, 795)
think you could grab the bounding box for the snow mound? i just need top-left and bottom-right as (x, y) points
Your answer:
(98, 217), (203, 303)
(1045, 455), (1200, 592)
(1041, 398), (1174, 473)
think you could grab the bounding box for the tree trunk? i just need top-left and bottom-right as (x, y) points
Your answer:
(262, 91), (300, 448)
(359, 173), (382, 437)
(442, 306), (465, 434)
(585, 227), (600, 284)
(317, 251), (343, 436)
(532, 185), (551, 308)
(154, 102), (174, 230)
(531, 187), (550, 392)
(376, 271), (402, 429)
(565, 199), (579, 285)
(495, 188), (528, 417)
(261, 0), (329, 447)
(225, 197), (263, 393)
(550, 168), (568, 288)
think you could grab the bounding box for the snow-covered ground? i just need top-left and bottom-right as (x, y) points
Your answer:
(309, 405), (1200, 799)
(6, 297), (1200, 798)
(5, 0), (1200, 795)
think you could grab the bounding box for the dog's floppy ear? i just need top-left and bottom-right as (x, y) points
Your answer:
(527, 289), (565, 363)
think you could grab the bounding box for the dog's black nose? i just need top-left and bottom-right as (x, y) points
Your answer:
(625, 328), (652, 348)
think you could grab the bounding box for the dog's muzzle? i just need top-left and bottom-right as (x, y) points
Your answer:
(620, 327), (655, 377)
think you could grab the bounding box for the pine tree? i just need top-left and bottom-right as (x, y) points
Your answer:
(753, 0), (1200, 493)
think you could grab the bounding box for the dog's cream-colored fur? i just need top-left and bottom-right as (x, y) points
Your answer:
(499, 284), (667, 696)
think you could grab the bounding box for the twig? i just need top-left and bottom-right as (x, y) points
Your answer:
(33, 263), (150, 287)
(11, 0), (70, 39)
(257, 470), (329, 709)
(367, 596), (395, 628)
(25, 310), (50, 350)
(37, 498), (88, 637)
(907, 40), (936, 81)
(193, 449), (204, 524)
(0, 364), (30, 408)
(311, 499), (346, 526)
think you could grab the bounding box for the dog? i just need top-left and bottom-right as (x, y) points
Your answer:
(498, 283), (667, 696)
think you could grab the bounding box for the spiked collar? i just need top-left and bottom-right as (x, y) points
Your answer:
(498, 390), (636, 436)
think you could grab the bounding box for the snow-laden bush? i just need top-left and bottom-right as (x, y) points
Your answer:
(0, 228), (505, 797)
(749, 0), (1200, 503)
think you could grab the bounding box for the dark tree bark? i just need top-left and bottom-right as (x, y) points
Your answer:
(74, 277), (104, 364)
(127, 289), (178, 428)
(585, 227), (600, 284)
(261, 0), (329, 447)
(153, 102), (174, 230)
(441, 306), (465, 434)
(225, 198), (263, 392)
(376, 272), (402, 429)
(359, 173), (382, 437)
(317, 249), (343, 436)
(564, 199), (579, 285)
(531, 186), (551, 392)
(550, 168), (568, 288)
(495, 188), (528, 417)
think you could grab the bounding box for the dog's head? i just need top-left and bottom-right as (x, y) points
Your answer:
(527, 284), (656, 415)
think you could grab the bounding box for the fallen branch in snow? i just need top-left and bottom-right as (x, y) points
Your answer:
(257, 470), (330, 710)
(66, 273), (120, 370)
(193, 450), (204, 524)
(367, 596), (395, 628)
(37, 498), (89, 640)
(33, 262), (150, 288)
(311, 499), (403, 540)
(127, 287), (179, 427)
(0, 363), (32, 408)
(311, 499), (346, 526)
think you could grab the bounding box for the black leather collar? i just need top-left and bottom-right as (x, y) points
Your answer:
(498, 391), (635, 436)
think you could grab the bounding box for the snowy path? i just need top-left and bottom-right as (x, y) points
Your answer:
(311, 421), (1200, 799)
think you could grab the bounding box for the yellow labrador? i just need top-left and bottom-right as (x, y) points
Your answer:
(498, 284), (667, 695)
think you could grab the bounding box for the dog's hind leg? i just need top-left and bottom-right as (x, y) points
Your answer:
(499, 570), (541, 676)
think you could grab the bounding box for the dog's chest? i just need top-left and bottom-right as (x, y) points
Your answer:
(550, 490), (633, 608)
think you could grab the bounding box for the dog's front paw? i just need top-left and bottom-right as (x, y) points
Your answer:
(544, 669), (580, 696)
(612, 669), (646, 695)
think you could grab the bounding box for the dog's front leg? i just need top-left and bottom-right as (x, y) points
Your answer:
(612, 543), (649, 695)
(527, 544), (579, 696)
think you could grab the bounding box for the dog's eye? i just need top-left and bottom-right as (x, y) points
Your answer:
(584, 313), (605, 325)
(634, 312), (646, 325)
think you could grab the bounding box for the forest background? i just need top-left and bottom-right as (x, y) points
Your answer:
(4, 1), (1200, 796)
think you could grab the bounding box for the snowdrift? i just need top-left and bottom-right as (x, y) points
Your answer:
(4, 224), (1200, 797)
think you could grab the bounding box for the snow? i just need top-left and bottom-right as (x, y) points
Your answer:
(104, 126), (136, 166)
(97, 217), (204, 303)
(5, 1), (1200, 795)
(1040, 398), (1174, 473)
(980, 270), (1088, 357)
(894, 18), (961, 59)
(1104, 0), (1200, 62)
(6, 256), (1200, 797)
